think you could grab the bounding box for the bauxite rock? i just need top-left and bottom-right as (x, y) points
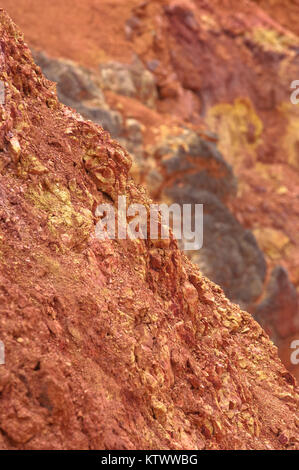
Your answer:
(0, 10), (298, 450)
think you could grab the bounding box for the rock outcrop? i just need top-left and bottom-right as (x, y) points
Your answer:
(31, 51), (268, 310)
(2, 0), (298, 377)
(29, 36), (298, 375)
(0, 10), (298, 450)
(32, 51), (123, 139)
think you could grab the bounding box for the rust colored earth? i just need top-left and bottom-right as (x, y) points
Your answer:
(0, 3), (298, 449)
(3, 0), (298, 377)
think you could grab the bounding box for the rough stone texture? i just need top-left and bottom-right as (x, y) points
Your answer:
(0, 10), (298, 450)
(33, 52), (268, 312)
(99, 58), (158, 108)
(148, 127), (267, 307)
(4, 0), (298, 378)
(189, 191), (266, 308)
(131, 0), (299, 300)
(255, 266), (299, 343)
(32, 51), (148, 175)
(252, 0), (299, 37)
(32, 51), (123, 138)
(152, 127), (237, 202)
(253, 265), (299, 380)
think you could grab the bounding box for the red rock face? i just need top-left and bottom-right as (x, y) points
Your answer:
(0, 10), (298, 450)
(252, 0), (299, 37)
(2, 1), (299, 365)
(1, 1), (299, 377)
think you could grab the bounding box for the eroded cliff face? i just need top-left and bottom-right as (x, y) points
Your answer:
(252, 0), (299, 37)
(0, 10), (298, 450)
(2, 0), (298, 377)
(3, 0), (299, 364)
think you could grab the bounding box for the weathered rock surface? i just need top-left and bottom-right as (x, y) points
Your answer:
(32, 51), (123, 138)
(17, 0), (299, 378)
(33, 51), (269, 313)
(255, 266), (299, 342)
(151, 127), (237, 202)
(190, 191), (267, 308)
(4, 0), (298, 381)
(99, 58), (158, 108)
(127, 0), (299, 300)
(253, 0), (299, 37)
(148, 127), (267, 307)
(0, 10), (298, 450)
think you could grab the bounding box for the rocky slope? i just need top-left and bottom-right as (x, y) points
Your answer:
(253, 0), (299, 37)
(31, 50), (268, 311)
(4, 0), (297, 376)
(0, 10), (298, 450)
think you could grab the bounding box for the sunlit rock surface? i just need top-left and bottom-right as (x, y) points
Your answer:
(0, 10), (298, 450)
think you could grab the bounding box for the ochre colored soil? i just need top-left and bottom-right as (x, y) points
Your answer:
(0, 9), (298, 449)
